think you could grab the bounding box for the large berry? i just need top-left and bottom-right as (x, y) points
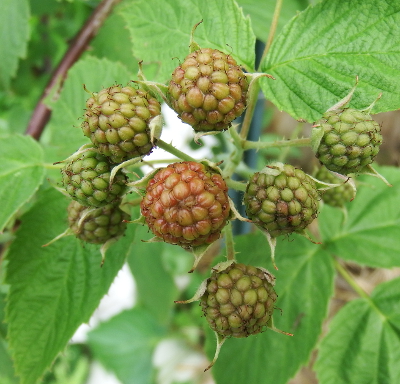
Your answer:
(244, 163), (319, 237)
(67, 200), (129, 244)
(315, 166), (354, 208)
(200, 263), (277, 338)
(81, 85), (161, 163)
(140, 161), (230, 249)
(61, 149), (127, 207)
(168, 48), (249, 132)
(313, 107), (382, 174)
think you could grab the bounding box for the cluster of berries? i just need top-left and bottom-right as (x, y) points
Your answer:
(49, 38), (384, 369)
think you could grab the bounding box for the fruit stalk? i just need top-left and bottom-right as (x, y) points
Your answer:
(243, 137), (311, 150)
(224, 222), (235, 261)
(156, 140), (197, 162)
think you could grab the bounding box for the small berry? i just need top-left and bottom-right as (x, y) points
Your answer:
(200, 263), (277, 338)
(61, 149), (127, 207)
(168, 48), (249, 132)
(313, 107), (382, 174)
(244, 163), (319, 238)
(140, 161), (230, 249)
(315, 166), (354, 208)
(81, 85), (161, 163)
(67, 200), (129, 244)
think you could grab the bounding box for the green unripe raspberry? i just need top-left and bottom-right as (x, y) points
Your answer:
(200, 263), (277, 338)
(313, 107), (382, 174)
(244, 163), (319, 237)
(82, 85), (161, 163)
(61, 149), (127, 207)
(315, 166), (354, 208)
(168, 48), (249, 132)
(140, 161), (230, 249)
(67, 200), (129, 244)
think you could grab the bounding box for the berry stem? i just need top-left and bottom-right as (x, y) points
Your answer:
(224, 222), (236, 261)
(258, 0), (284, 69)
(225, 178), (247, 192)
(156, 140), (197, 162)
(132, 158), (183, 167)
(43, 162), (64, 169)
(239, 80), (260, 141)
(277, 123), (305, 162)
(223, 126), (244, 178)
(243, 137), (311, 151)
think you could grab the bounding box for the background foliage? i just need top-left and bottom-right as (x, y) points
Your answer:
(1, 0), (400, 384)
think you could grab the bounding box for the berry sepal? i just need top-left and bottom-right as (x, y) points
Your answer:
(127, 167), (161, 195)
(361, 164), (392, 187)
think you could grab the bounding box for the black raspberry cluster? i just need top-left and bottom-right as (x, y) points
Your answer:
(48, 36), (384, 370)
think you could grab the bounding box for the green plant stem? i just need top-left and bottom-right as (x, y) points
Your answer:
(277, 123), (305, 162)
(223, 126), (244, 178)
(239, 80), (260, 141)
(259, 0), (284, 69)
(226, 178), (247, 192)
(157, 140), (197, 162)
(131, 158), (182, 167)
(237, 0), (284, 152)
(333, 258), (370, 300)
(43, 162), (63, 169)
(224, 222), (236, 261)
(243, 137), (310, 151)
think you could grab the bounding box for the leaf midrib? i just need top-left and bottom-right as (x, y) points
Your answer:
(264, 50), (400, 74)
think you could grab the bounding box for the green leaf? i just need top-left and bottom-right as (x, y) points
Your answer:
(315, 277), (400, 384)
(237, 0), (309, 42)
(5, 187), (135, 384)
(0, 339), (17, 384)
(320, 166), (400, 268)
(89, 4), (139, 75)
(127, 225), (179, 325)
(260, 0), (400, 122)
(87, 307), (166, 384)
(43, 56), (131, 163)
(119, 0), (256, 83)
(206, 232), (334, 384)
(0, 0), (30, 88)
(0, 134), (45, 232)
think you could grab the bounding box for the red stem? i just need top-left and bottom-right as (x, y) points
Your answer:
(25, 0), (121, 140)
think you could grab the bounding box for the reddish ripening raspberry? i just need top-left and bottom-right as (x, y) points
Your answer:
(140, 161), (230, 248)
